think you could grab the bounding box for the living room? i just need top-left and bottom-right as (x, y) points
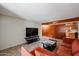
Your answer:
(0, 3), (79, 56)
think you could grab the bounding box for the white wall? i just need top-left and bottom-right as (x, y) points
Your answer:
(0, 15), (26, 50)
(25, 20), (40, 28)
(0, 15), (41, 50)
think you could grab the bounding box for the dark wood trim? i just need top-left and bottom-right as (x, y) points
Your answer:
(42, 17), (79, 25)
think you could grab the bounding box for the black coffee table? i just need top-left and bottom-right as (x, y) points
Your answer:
(42, 40), (57, 51)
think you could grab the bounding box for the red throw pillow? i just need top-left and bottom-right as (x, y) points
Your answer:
(63, 38), (75, 44)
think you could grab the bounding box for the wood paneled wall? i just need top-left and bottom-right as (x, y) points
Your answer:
(42, 24), (65, 39)
(42, 17), (79, 39)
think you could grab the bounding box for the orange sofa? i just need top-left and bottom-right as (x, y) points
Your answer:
(56, 38), (74, 56)
(21, 38), (79, 56)
(21, 47), (57, 56)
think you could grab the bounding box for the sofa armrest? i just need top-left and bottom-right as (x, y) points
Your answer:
(21, 47), (33, 56)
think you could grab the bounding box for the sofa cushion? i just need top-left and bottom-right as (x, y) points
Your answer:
(61, 42), (72, 48)
(74, 52), (79, 56)
(72, 40), (79, 55)
(63, 38), (75, 44)
(57, 45), (72, 56)
(34, 47), (57, 56)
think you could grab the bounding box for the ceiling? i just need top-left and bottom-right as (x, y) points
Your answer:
(0, 3), (79, 24)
